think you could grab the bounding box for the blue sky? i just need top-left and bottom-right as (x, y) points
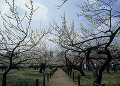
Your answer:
(0, 0), (120, 30)
(0, 0), (83, 30)
(0, 0), (120, 49)
(35, 0), (83, 30)
(0, 0), (83, 49)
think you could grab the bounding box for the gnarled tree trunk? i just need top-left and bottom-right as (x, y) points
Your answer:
(2, 68), (11, 86)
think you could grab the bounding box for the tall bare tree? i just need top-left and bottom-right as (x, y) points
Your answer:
(0, 0), (47, 86)
(52, 0), (120, 85)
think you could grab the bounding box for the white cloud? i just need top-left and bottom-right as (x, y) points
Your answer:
(1, 4), (9, 15)
(96, 17), (120, 34)
(32, 2), (49, 21)
(84, 0), (97, 4)
(1, 0), (49, 21)
(16, 0), (49, 21)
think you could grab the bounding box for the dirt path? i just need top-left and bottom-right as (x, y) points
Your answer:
(47, 69), (77, 86)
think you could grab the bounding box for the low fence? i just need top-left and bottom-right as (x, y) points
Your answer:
(62, 68), (105, 86)
(0, 68), (58, 86)
(36, 68), (58, 86)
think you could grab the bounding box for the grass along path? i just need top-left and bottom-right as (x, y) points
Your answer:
(0, 68), (52, 86)
(47, 69), (77, 86)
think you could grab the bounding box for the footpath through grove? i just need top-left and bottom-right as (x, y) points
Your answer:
(47, 69), (77, 86)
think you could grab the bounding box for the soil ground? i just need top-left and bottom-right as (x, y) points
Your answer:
(47, 69), (77, 86)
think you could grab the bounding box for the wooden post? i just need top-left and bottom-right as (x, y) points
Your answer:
(43, 75), (45, 86)
(78, 74), (80, 86)
(47, 73), (49, 81)
(51, 71), (53, 76)
(50, 72), (51, 78)
(68, 71), (69, 76)
(36, 79), (39, 86)
(70, 71), (72, 78)
(73, 72), (74, 81)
